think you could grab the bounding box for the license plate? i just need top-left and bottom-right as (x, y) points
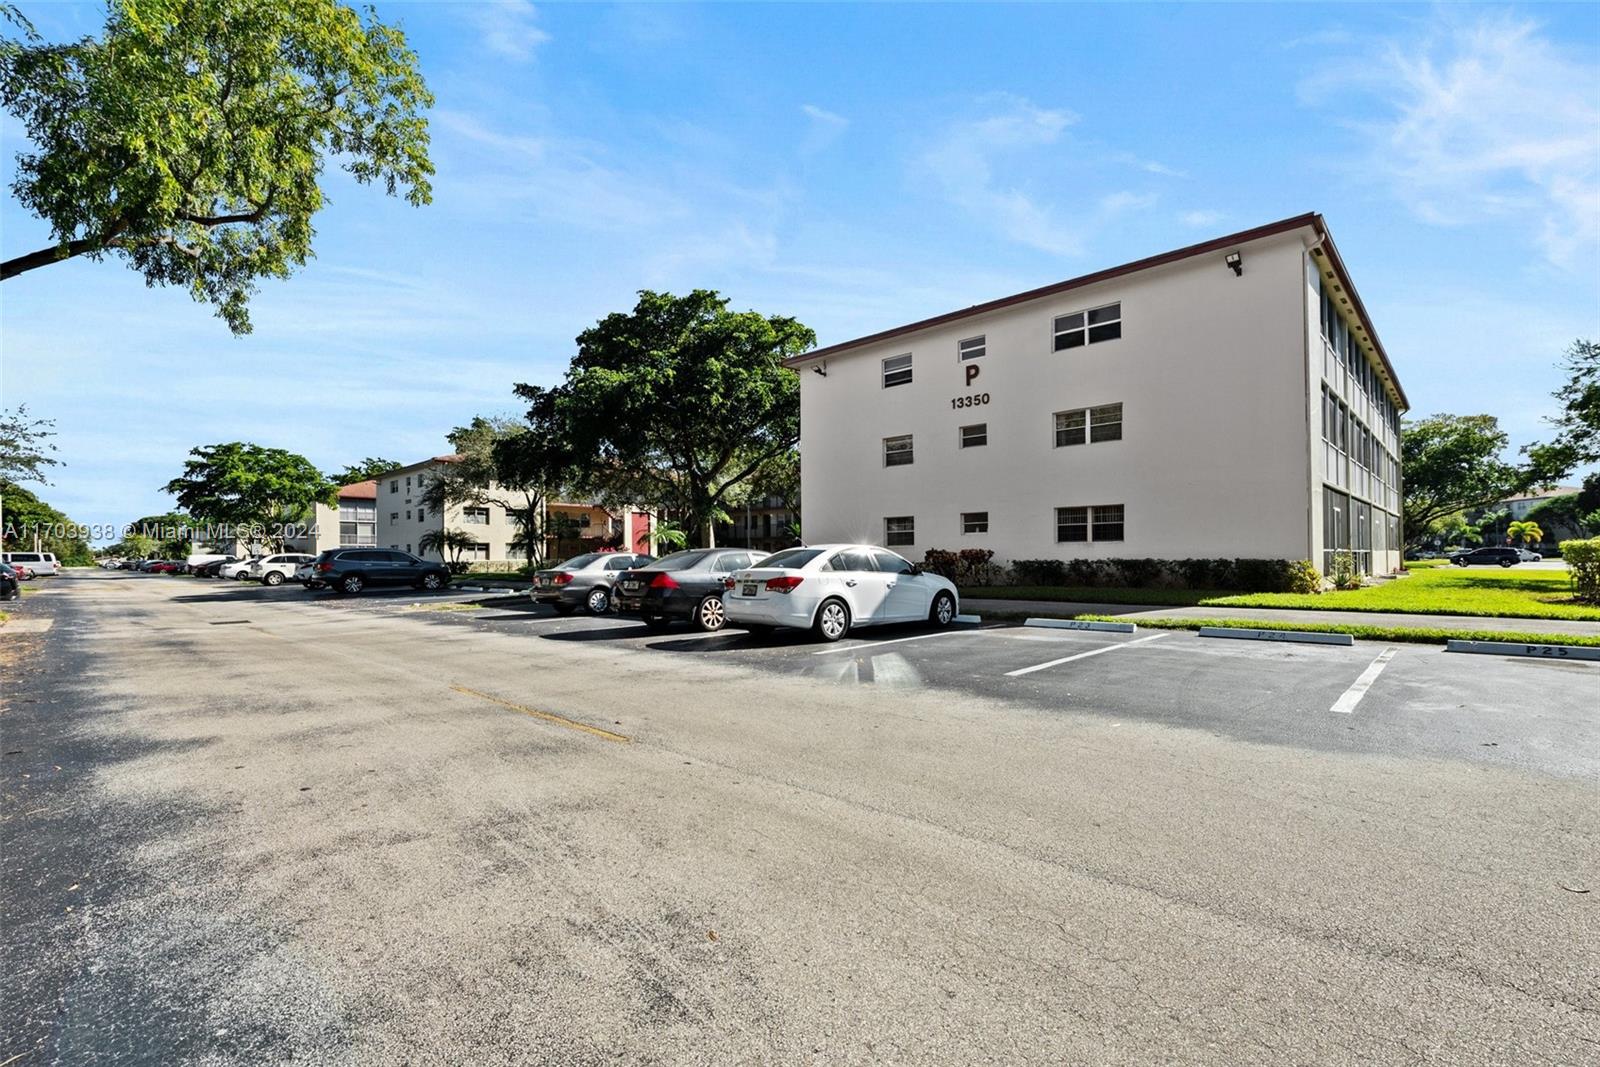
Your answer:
(741, 582), (758, 597)
(622, 580), (641, 591)
(536, 577), (549, 587)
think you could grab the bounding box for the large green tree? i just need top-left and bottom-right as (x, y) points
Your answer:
(542, 289), (814, 547)
(0, 480), (93, 564)
(1402, 414), (1536, 547)
(163, 443), (335, 544)
(1525, 339), (1599, 480)
(0, 403), (60, 484)
(333, 456), (400, 485)
(421, 415), (561, 566)
(0, 0), (433, 333)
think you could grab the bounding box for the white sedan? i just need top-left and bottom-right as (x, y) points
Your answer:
(722, 544), (959, 642)
(220, 557), (263, 580)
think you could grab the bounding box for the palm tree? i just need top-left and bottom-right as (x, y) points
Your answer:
(1506, 520), (1544, 549)
(418, 528), (480, 572)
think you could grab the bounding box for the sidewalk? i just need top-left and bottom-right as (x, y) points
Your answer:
(961, 598), (1600, 637)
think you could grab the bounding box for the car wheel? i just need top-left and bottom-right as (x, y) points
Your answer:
(586, 586), (611, 614)
(813, 598), (851, 642)
(1454, 559), (1468, 567)
(263, 571), (284, 586)
(340, 574), (364, 594)
(1499, 559), (1513, 568)
(552, 602), (576, 616)
(928, 591), (956, 628)
(693, 595), (727, 632)
(420, 572), (444, 590)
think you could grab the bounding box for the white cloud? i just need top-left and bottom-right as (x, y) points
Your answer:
(1302, 11), (1600, 268)
(917, 94), (1085, 255)
(800, 104), (849, 154)
(1139, 160), (1188, 178)
(1179, 210), (1224, 228)
(464, 1), (550, 61)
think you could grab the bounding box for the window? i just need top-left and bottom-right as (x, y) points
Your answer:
(1091, 504), (1125, 541)
(416, 507), (425, 521)
(1055, 506), (1088, 542)
(405, 510), (411, 520)
(389, 480), (399, 493)
(1053, 302), (1121, 351)
(958, 335), (986, 361)
(882, 352), (913, 388)
(884, 516), (915, 546)
(463, 507), (489, 525)
(961, 511), (989, 535)
(463, 542), (490, 561)
(1054, 409), (1086, 447)
(1089, 403), (1123, 443)
(1056, 505), (1123, 542)
(825, 548), (877, 572)
(960, 423), (988, 448)
(883, 434), (914, 466)
(390, 512), (399, 522)
(406, 475), (412, 489)
(870, 549), (914, 574)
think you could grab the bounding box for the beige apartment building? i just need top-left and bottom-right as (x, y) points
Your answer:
(787, 213), (1408, 576)
(375, 455), (656, 563)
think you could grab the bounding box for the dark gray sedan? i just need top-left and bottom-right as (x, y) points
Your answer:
(613, 548), (762, 631)
(531, 552), (655, 614)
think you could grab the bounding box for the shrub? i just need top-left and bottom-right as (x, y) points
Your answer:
(922, 549), (960, 580)
(1285, 560), (1323, 594)
(1328, 551), (1362, 590)
(1561, 537), (1600, 603)
(923, 548), (1005, 586)
(1012, 558), (1067, 585)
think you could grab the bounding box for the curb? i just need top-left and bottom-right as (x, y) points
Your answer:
(1446, 639), (1600, 662)
(1025, 617), (1136, 633)
(1197, 626), (1354, 647)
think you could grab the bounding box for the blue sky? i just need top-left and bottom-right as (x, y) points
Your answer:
(2, 2), (1598, 538)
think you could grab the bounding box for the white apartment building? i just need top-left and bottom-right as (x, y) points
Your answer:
(789, 213), (1408, 575)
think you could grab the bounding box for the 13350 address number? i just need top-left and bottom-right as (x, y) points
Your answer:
(950, 393), (991, 409)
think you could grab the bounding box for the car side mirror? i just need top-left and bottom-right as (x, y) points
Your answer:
(908, 563), (923, 576)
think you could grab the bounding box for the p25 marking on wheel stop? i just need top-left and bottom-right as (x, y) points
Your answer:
(1445, 640), (1600, 662)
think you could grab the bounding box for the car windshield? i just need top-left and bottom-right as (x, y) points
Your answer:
(557, 553), (605, 570)
(647, 550), (713, 572)
(755, 548), (823, 569)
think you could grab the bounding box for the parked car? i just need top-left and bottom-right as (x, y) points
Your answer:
(1516, 547), (1542, 562)
(0, 562), (19, 601)
(1448, 547), (1520, 568)
(8, 560), (37, 579)
(192, 556), (239, 578)
(219, 557), (263, 580)
(614, 548), (762, 631)
(247, 552), (315, 586)
(531, 551), (656, 614)
(147, 560), (181, 574)
(2, 551), (59, 577)
(722, 544), (959, 642)
(294, 560), (323, 589)
(310, 548), (451, 594)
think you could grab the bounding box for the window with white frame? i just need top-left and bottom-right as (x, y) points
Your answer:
(1054, 409), (1086, 447)
(1091, 504), (1125, 541)
(463, 506), (489, 525)
(884, 516), (915, 546)
(1055, 506), (1088, 542)
(463, 542), (490, 561)
(883, 434), (914, 467)
(1089, 403), (1123, 442)
(1053, 302), (1121, 351)
(958, 335), (986, 361)
(882, 353), (913, 388)
(961, 511), (988, 535)
(959, 423), (987, 448)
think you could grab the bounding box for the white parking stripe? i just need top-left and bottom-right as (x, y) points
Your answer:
(1004, 633), (1169, 676)
(811, 628), (985, 656)
(1330, 647), (1400, 714)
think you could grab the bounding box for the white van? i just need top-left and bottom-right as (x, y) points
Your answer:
(2, 551), (60, 576)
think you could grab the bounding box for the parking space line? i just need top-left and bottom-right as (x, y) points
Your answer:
(1329, 647), (1400, 714)
(449, 685), (631, 743)
(811, 628), (986, 656)
(1003, 633), (1168, 677)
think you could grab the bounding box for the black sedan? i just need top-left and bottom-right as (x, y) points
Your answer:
(0, 562), (19, 601)
(1448, 547), (1520, 568)
(614, 548), (762, 631)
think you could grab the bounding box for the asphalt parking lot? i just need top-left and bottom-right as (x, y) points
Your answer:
(5, 572), (1597, 1064)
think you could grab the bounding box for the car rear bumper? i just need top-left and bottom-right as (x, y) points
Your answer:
(722, 593), (816, 629)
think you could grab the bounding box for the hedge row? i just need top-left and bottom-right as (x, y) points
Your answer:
(972, 556), (1321, 594)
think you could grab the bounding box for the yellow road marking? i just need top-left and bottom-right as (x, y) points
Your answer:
(450, 685), (631, 744)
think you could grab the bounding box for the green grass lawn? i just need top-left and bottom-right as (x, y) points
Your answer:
(1201, 566), (1598, 621)
(962, 586), (1225, 607)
